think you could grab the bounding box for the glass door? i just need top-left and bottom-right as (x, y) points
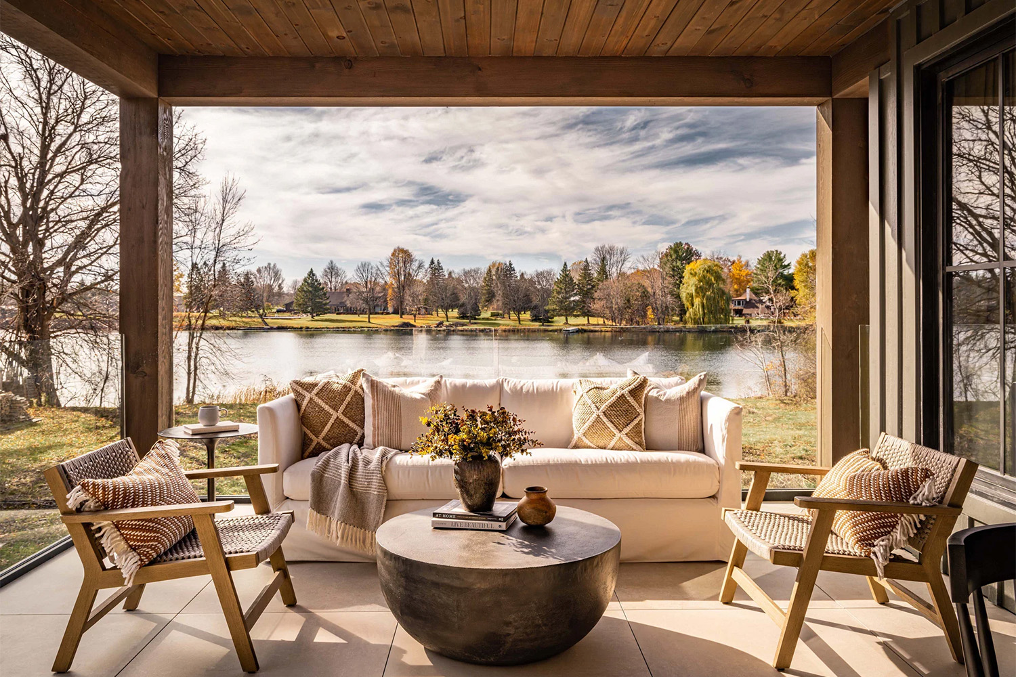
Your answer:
(940, 43), (1015, 489)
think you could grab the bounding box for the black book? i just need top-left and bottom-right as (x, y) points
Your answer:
(432, 500), (517, 523)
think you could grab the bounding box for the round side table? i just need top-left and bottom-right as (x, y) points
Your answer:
(158, 423), (258, 501)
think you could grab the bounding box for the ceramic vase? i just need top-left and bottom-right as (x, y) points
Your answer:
(452, 457), (501, 512)
(517, 486), (556, 526)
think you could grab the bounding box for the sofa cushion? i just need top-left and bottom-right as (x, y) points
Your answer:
(501, 448), (720, 499)
(283, 452), (461, 501)
(642, 372), (708, 452)
(500, 378), (578, 449)
(362, 373), (443, 450)
(443, 378), (500, 410)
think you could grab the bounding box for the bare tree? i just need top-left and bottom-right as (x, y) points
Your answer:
(0, 37), (206, 406)
(321, 260), (347, 292)
(385, 247), (424, 317)
(252, 262), (284, 322)
(458, 267), (483, 322)
(592, 244), (631, 280)
(175, 177), (257, 403)
(352, 261), (385, 323)
(635, 251), (672, 324)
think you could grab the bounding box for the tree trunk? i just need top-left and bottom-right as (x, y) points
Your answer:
(16, 277), (61, 406)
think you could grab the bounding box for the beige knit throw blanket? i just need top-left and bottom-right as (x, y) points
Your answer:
(307, 443), (400, 555)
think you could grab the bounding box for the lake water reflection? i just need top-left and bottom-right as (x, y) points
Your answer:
(175, 329), (789, 401)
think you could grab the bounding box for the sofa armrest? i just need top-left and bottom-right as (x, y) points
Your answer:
(702, 392), (743, 513)
(257, 394), (302, 508)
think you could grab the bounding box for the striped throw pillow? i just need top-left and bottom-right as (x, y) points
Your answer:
(362, 373), (444, 450)
(66, 440), (200, 585)
(640, 371), (707, 452)
(290, 369), (365, 458)
(569, 375), (649, 451)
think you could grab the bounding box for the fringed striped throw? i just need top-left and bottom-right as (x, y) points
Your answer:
(308, 443), (400, 555)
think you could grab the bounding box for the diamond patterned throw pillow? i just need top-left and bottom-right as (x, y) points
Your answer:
(569, 375), (649, 451)
(66, 439), (201, 585)
(290, 369), (365, 458)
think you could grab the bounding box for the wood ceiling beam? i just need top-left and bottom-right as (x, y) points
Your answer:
(158, 55), (832, 105)
(1, 0), (158, 97)
(831, 18), (889, 98)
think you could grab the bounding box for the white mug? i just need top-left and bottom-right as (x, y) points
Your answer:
(198, 405), (227, 426)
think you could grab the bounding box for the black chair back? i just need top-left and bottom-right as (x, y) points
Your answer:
(947, 523), (1016, 677)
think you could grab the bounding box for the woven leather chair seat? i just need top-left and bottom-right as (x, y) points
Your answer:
(154, 512), (293, 564)
(724, 509), (866, 560)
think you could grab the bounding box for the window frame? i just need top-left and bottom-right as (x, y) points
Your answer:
(925, 23), (1016, 501)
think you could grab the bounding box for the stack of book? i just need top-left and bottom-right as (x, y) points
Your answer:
(431, 500), (517, 531)
(182, 421), (240, 435)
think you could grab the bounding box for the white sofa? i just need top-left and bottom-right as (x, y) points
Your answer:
(257, 376), (742, 562)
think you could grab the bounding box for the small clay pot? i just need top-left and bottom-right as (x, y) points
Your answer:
(453, 457), (501, 512)
(517, 486), (556, 526)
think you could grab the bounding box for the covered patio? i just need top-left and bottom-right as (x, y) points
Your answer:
(2, 0), (1015, 675)
(3, 518), (1014, 676)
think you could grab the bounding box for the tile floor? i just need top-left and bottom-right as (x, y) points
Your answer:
(2, 544), (1014, 677)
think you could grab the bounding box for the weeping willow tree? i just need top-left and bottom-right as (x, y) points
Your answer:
(680, 260), (731, 326)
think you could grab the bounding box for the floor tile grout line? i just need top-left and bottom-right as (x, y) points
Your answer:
(381, 622), (399, 676)
(615, 595), (653, 677)
(115, 578), (213, 677)
(837, 603), (928, 677)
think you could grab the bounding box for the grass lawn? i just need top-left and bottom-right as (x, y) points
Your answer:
(182, 311), (789, 331)
(1, 396), (815, 570)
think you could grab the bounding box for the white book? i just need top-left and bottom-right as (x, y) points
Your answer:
(182, 421), (240, 434)
(431, 515), (517, 531)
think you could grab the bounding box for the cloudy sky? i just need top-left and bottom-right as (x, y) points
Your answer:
(181, 106), (817, 281)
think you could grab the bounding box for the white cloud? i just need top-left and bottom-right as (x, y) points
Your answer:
(180, 106), (816, 278)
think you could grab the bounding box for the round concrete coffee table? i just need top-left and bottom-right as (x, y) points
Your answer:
(376, 506), (621, 665)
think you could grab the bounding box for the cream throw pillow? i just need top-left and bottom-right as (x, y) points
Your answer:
(569, 375), (648, 451)
(362, 373), (444, 450)
(640, 372), (707, 452)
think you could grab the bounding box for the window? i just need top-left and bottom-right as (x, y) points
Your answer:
(939, 40), (1015, 491)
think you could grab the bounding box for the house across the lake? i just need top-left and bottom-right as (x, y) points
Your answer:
(730, 289), (764, 318)
(279, 287), (384, 314)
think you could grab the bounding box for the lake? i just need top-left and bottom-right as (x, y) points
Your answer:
(174, 329), (796, 400)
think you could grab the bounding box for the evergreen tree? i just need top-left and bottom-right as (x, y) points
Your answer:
(481, 261), (502, 310)
(425, 258), (445, 315)
(660, 241), (701, 320)
(576, 259), (596, 324)
(294, 269), (330, 317)
(238, 270), (259, 316)
(680, 260), (731, 325)
(549, 262), (578, 323)
(595, 258), (609, 284)
(752, 249), (793, 293)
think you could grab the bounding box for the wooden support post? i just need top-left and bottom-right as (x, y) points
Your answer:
(120, 99), (174, 454)
(816, 98), (870, 465)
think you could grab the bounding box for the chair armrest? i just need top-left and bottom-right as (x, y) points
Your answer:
(184, 464), (279, 479)
(737, 462), (832, 476)
(702, 392), (742, 513)
(794, 496), (962, 516)
(257, 395), (302, 509)
(62, 500), (234, 523)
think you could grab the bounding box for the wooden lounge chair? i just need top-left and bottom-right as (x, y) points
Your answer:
(44, 438), (297, 673)
(719, 432), (978, 669)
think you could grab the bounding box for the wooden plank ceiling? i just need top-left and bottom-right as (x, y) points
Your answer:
(97, 0), (896, 58)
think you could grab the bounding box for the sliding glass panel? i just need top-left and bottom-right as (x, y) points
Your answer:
(1005, 51), (1015, 262)
(950, 59), (1002, 266)
(949, 269), (1002, 470)
(1006, 267), (1015, 475)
